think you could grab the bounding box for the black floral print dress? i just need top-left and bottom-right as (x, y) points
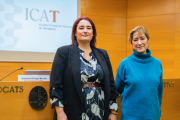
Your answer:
(50, 48), (118, 120)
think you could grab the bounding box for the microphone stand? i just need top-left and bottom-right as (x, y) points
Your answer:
(0, 67), (23, 81)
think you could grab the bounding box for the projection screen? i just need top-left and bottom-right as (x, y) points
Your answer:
(0, 0), (81, 62)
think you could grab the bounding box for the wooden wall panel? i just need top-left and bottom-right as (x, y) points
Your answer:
(81, 15), (127, 34)
(176, 0), (180, 13)
(127, 15), (175, 34)
(163, 68), (175, 79)
(96, 34), (126, 51)
(149, 33), (175, 51)
(128, 0), (176, 18)
(83, 0), (126, 17)
(175, 32), (180, 43)
(81, 0), (86, 15)
(175, 50), (180, 67)
(175, 32), (180, 68)
(151, 50), (174, 68)
(175, 1), (180, 80)
(175, 42), (180, 50)
(175, 14), (180, 31)
(107, 51), (126, 69)
(175, 68), (180, 78)
(112, 67), (118, 79)
(126, 51), (133, 57)
(126, 41), (132, 51)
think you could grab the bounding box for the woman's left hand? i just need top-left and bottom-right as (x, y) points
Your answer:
(108, 113), (117, 120)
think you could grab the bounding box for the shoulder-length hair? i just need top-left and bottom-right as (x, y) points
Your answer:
(71, 17), (97, 48)
(128, 26), (150, 44)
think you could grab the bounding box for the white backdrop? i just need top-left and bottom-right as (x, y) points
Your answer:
(0, 0), (80, 62)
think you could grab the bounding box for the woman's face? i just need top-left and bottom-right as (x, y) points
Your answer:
(132, 31), (149, 54)
(75, 20), (93, 43)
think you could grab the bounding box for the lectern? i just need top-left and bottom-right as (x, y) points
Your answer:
(0, 70), (54, 120)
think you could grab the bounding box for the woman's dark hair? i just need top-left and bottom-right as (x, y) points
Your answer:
(71, 17), (97, 48)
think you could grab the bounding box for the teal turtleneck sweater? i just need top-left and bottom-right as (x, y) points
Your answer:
(115, 49), (163, 120)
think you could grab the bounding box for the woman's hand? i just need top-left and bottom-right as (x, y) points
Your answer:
(108, 110), (117, 120)
(108, 113), (117, 120)
(57, 111), (68, 120)
(55, 106), (68, 120)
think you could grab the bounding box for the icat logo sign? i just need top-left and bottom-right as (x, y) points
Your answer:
(25, 8), (59, 22)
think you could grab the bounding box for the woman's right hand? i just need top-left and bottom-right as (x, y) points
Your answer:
(55, 106), (68, 120)
(57, 111), (68, 120)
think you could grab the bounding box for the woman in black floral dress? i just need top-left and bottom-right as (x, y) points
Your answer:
(50, 17), (119, 120)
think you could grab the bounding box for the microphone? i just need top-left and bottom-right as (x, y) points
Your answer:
(0, 67), (23, 81)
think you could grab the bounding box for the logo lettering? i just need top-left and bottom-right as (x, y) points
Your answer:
(30, 9), (40, 21)
(0, 86), (23, 93)
(26, 8), (59, 22)
(50, 10), (59, 22)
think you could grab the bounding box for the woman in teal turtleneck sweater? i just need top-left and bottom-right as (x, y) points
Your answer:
(115, 26), (163, 120)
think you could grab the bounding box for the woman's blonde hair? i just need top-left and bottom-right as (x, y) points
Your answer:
(128, 26), (150, 44)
